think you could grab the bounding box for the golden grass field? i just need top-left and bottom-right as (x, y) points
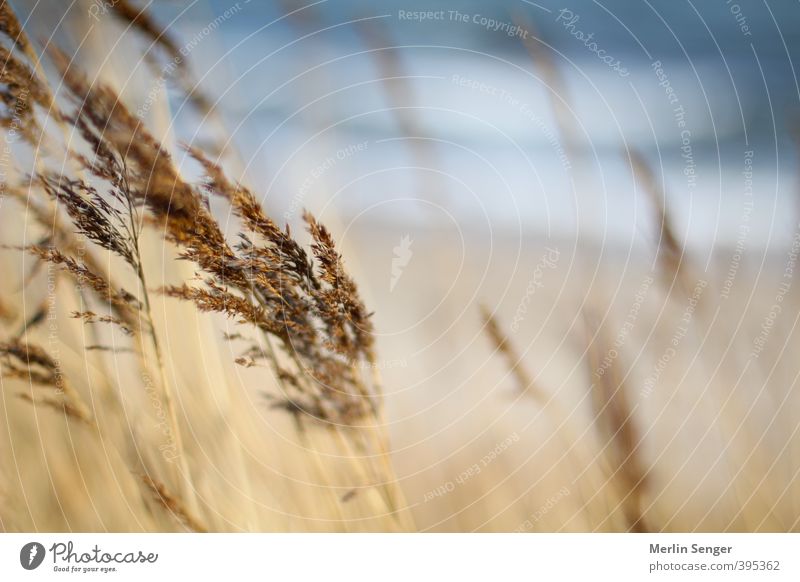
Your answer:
(0, 0), (798, 533)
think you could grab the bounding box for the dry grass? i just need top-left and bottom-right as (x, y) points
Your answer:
(0, 2), (410, 532)
(479, 304), (543, 402)
(0, 2), (797, 534)
(582, 311), (649, 532)
(625, 147), (688, 293)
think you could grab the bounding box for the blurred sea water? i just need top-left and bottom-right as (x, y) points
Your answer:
(151, 0), (800, 252)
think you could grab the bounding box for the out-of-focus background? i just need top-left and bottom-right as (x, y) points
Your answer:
(156, 0), (800, 249)
(3, 0), (799, 532)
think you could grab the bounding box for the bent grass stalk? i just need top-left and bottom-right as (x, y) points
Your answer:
(0, 1), (409, 532)
(478, 305), (614, 530)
